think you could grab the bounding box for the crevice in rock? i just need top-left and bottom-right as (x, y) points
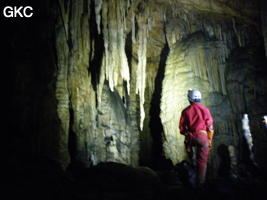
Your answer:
(149, 41), (169, 168)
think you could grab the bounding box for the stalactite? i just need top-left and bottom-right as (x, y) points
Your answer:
(160, 10), (241, 164)
(54, 0), (100, 168)
(131, 9), (136, 44)
(164, 5), (256, 52)
(98, 1), (109, 105)
(158, 1), (264, 167)
(136, 10), (151, 130)
(94, 0), (102, 35)
(185, 35), (229, 94)
(58, 0), (70, 40)
(100, 0), (130, 100)
(118, 0), (130, 95)
(55, 0), (72, 169)
(52, 0), (265, 170)
(232, 17), (242, 47)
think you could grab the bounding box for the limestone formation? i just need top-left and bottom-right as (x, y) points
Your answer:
(2, 0), (267, 177)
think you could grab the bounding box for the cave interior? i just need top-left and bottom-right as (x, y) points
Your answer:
(1, 0), (267, 199)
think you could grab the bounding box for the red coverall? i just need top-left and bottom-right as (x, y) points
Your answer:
(179, 102), (213, 186)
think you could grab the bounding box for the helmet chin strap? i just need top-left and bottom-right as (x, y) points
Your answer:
(188, 98), (201, 103)
(188, 89), (201, 103)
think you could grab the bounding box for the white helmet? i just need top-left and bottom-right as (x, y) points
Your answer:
(188, 89), (201, 102)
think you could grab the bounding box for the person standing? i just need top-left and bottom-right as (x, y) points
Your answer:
(179, 89), (214, 187)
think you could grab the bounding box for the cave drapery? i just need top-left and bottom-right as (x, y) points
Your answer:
(1, 0), (267, 178)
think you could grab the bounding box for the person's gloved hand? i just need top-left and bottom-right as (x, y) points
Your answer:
(207, 130), (214, 150)
(208, 141), (212, 150)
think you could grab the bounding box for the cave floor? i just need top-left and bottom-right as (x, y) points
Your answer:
(1, 160), (267, 200)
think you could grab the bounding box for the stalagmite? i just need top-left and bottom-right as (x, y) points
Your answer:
(228, 145), (237, 170)
(242, 114), (255, 162)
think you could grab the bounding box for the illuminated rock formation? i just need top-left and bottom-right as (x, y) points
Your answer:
(1, 0), (267, 176)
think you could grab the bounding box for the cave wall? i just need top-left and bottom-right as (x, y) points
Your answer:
(1, 0), (61, 163)
(160, 1), (267, 175)
(1, 0), (267, 176)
